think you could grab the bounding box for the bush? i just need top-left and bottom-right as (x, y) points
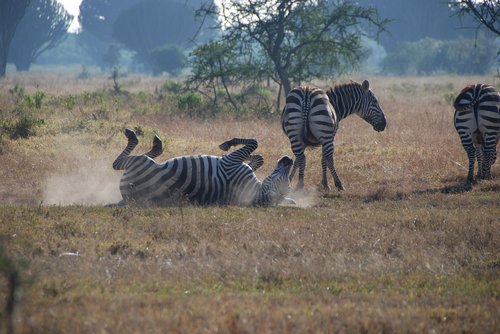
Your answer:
(149, 44), (186, 76)
(162, 80), (183, 94)
(176, 92), (203, 110)
(382, 37), (496, 75)
(1, 112), (44, 139)
(1, 87), (45, 139)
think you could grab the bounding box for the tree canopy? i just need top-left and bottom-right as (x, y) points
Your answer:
(448, 0), (500, 37)
(192, 0), (387, 98)
(112, 0), (206, 73)
(0, 0), (31, 77)
(8, 0), (73, 71)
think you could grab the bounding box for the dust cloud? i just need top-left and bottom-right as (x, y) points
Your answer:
(288, 189), (318, 208)
(43, 143), (122, 206)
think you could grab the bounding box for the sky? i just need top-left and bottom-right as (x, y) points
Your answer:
(56, 0), (82, 33)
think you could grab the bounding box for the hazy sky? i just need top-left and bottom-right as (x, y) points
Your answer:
(57, 0), (82, 33)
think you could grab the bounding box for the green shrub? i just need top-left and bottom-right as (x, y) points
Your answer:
(1, 89), (45, 139)
(162, 80), (183, 94)
(34, 90), (45, 109)
(177, 92), (203, 110)
(1, 112), (44, 139)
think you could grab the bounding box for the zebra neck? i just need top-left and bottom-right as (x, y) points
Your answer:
(327, 88), (357, 121)
(253, 182), (272, 207)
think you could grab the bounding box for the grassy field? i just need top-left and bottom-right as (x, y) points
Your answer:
(0, 72), (499, 333)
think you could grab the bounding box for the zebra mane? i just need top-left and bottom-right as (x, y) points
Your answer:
(329, 81), (361, 92)
(326, 82), (364, 101)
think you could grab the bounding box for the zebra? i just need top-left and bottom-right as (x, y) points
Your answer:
(453, 84), (500, 189)
(281, 80), (387, 191)
(112, 128), (295, 206)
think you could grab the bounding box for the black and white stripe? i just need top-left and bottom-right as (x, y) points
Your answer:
(112, 129), (294, 206)
(281, 80), (386, 191)
(453, 84), (500, 188)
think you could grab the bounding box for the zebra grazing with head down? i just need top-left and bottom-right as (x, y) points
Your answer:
(453, 84), (500, 189)
(112, 128), (294, 206)
(281, 80), (387, 191)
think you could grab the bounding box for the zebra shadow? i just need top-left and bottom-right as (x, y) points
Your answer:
(415, 181), (500, 195)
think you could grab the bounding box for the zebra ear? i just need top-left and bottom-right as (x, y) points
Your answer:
(362, 80), (370, 90)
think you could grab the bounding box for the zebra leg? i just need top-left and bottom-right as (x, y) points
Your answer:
(112, 128), (139, 170)
(247, 154), (264, 171)
(321, 155), (330, 191)
(293, 152), (306, 190)
(145, 135), (163, 159)
(322, 142), (344, 191)
(219, 138), (258, 163)
(463, 145), (476, 189)
(476, 145), (484, 179)
(482, 140), (497, 179)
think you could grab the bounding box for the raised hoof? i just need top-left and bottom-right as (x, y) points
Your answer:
(219, 141), (231, 151)
(125, 128), (138, 142)
(152, 135), (162, 149)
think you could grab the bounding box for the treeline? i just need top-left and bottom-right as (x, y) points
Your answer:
(1, 0), (498, 78)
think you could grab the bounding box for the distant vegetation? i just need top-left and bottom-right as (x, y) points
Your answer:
(382, 37), (497, 75)
(1, 0), (497, 81)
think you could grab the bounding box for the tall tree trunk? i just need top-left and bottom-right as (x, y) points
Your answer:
(0, 49), (7, 77)
(14, 58), (31, 72)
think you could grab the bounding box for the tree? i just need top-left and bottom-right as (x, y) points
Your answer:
(149, 44), (186, 75)
(79, 0), (141, 42)
(112, 0), (204, 72)
(0, 0), (31, 77)
(356, 0), (478, 52)
(8, 0), (72, 71)
(78, 0), (141, 69)
(448, 0), (500, 37)
(194, 0), (387, 98)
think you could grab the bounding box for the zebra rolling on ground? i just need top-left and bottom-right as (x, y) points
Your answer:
(281, 80), (387, 191)
(112, 128), (295, 206)
(453, 84), (500, 189)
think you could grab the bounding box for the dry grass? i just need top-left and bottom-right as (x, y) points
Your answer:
(0, 73), (499, 333)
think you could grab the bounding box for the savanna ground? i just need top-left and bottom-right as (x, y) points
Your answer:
(0, 72), (499, 333)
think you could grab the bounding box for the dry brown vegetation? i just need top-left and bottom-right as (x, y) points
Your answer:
(0, 72), (499, 333)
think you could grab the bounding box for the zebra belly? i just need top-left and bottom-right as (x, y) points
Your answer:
(119, 155), (259, 206)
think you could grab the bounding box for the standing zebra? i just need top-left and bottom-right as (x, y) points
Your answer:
(453, 84), (500, 189)
(112, 128), (294, 206)
(281, 80), (386, 191)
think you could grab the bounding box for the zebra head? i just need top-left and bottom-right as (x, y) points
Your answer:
(358, 80), (386, 132)
(259, 156), (294, 206)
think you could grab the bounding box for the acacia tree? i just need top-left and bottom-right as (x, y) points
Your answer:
(8, 0), (72, 71)
(112, 0), (203, 73)
(78, 0), (141, 69)
(449, 0), (500, 36)
(193, 0), (387, 98)
(0, 0), (31, 77)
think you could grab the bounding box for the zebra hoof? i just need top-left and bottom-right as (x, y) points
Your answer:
(125, 128), (138, 141)
(153, 135), (162, 148)
(219, 142), (231, 151)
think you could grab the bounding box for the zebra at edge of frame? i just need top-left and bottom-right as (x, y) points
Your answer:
(281, 79), (387, 191)
(453, 83), (500, 189)
(112, 128), (295, 207)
